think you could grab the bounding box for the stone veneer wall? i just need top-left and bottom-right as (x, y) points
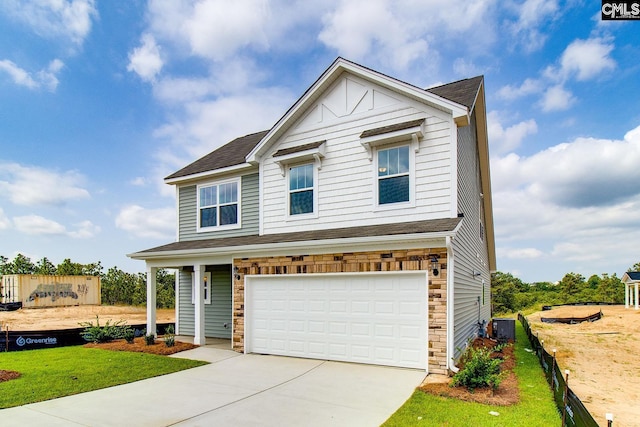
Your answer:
(232, 248), (448, 374)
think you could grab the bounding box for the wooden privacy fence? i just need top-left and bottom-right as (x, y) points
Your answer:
(519, 313), (612, 427)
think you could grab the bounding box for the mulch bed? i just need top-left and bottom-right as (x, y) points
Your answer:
(419, 337), (519, 406)
(83, 337), (199, 355)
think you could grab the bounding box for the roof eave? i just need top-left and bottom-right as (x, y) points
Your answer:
(128, 229), (459, 261)
(164, 162), (256, 185)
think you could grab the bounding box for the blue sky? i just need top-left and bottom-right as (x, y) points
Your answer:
(0, 0), (639, 283)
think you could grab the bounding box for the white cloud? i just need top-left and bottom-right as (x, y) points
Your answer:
(506, 0), (559, 52)
(0, 59), (63, 91)
(13, 215), (66, 235)
(498, 247), (545, 259)
(11, 215), (98, 238)
(154, 88), (293, 161)
(146, 0), (271, 61)
(0, 0), (97, 47)
(319, 0), (428, 70)
(558, 37), (616, 81)
(540, 84), (575, 112)
(491, 124), (640, 273)
(0, 208), (11, 230)
(497, 78), (541, 101)
(0, 60), (38, 89)
(127, 33), (163, 82)
(115, 205), (175, 239)
(130, 177), (147, 187)
(487, 111), (537, 154)
(0, 163), (90, 206)
(67, 220), (100, 239)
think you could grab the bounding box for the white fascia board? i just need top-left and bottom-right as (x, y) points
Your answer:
(164, 163), (255, 185)
(127, 229), (458, 262)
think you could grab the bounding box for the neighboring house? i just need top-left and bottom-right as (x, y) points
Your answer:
(129, 58), (495, 374)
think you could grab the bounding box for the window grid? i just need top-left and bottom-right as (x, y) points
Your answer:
(377, 145), (410, 205)
(289, 164), (314, 215)
(198, 180), (239, 229)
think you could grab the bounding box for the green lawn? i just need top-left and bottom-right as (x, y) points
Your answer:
(383, 322), (560, 426)
(0, 346), (207, 408)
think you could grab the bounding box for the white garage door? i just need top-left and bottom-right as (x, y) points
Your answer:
(245, 272), (428, 369)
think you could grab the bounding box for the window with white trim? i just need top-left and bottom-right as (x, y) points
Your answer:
(191, 271), (211, 305)
(288, 163), (314, 215)
(198, 179), (240, 230)
(377, 145), (410, 205)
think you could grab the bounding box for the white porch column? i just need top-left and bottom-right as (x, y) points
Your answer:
(194, 264), (206, 345)
(146, 265), (157, 337)
(635, 284), (639, 310)
(625, 283), (630, 309)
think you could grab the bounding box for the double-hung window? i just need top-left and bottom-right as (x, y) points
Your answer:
(289, 164), (314, 215)
(198, 179), (239, 230)
(377, 145), (410, 205)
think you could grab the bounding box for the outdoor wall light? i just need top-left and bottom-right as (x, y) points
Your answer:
(233, 266), (241, 281)
(430, 256), (439, 276)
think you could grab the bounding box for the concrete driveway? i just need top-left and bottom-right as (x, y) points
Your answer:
(1, 346), (426, 426)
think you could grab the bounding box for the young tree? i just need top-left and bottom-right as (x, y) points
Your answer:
(34, 257), (57, 275)
(56, 258), (84, 275)
(10, 253), (35, 274)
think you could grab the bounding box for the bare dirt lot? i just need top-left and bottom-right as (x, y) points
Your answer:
(0, 305), (175, 331)
(528, 305), (640, 427)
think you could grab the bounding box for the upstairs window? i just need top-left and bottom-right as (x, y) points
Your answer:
(289, 164), (314, 215)
(198, 179), (240, 230)
(377, 145), (410, 205)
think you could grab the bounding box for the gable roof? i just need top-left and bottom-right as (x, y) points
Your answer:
(426, 76), (484, 110)
(164, 61), (484, 182)
(623, 271), (640, 282)
(165, 130), (268, 182)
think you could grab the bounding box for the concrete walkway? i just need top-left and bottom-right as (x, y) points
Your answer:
(1, 344), (426, 426)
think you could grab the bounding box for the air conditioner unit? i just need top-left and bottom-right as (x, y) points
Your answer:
(491, 318), (516, 342)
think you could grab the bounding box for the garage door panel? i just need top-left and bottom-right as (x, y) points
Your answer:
(247, 273), (427, 369)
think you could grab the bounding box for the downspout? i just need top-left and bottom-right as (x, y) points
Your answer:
(446, 236), (459, 373)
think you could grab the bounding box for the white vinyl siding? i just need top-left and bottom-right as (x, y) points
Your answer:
(451, 112), (491, 359)
(178, 173), (259, 241)
(261, 79), (454, 235)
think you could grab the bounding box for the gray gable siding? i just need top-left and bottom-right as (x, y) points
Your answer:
(178, 173), (259, 241)
(452, 111), (492, 359)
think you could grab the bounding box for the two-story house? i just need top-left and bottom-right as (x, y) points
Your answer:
(129, 58), (495, 375)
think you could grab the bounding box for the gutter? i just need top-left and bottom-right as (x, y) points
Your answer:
(446, 235), (459, 373)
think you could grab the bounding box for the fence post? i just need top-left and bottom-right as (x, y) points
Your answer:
(552, 349), (556, 383)
(4, 324), (8, 352)
(562, 370), (570, 427)
(606, 413), (613, 427)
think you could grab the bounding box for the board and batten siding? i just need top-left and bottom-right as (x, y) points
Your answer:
(177, 266), (232, 339)
(261, 75), (456, 235)
(178, 173), (259, 241)
(451, 111), (492, 359)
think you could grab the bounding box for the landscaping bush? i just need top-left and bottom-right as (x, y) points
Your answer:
(144, 334), (155, 345)
(79, 316), (129, 343)
(123, 328), (135, 344)
(164, 325), (175, 348)
(451, 343), (506, 391)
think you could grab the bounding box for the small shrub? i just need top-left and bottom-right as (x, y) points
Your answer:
(79, 316), (129, 343)
(452, 343), (506, 391)
(144, 334), (155, 345)
(164, 325), (175, 348)
(123, 328), (135, 344)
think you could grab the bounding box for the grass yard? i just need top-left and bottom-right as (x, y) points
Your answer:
(0, 346), (207, 408)
(382, 322), (560, 426)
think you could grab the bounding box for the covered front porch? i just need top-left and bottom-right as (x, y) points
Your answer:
(145, 261), (233, 346)
(622, 271), (640, 310)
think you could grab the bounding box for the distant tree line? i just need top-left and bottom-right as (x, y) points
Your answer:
(491, 261), (640, 314)
(0, 254), (175, 308)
